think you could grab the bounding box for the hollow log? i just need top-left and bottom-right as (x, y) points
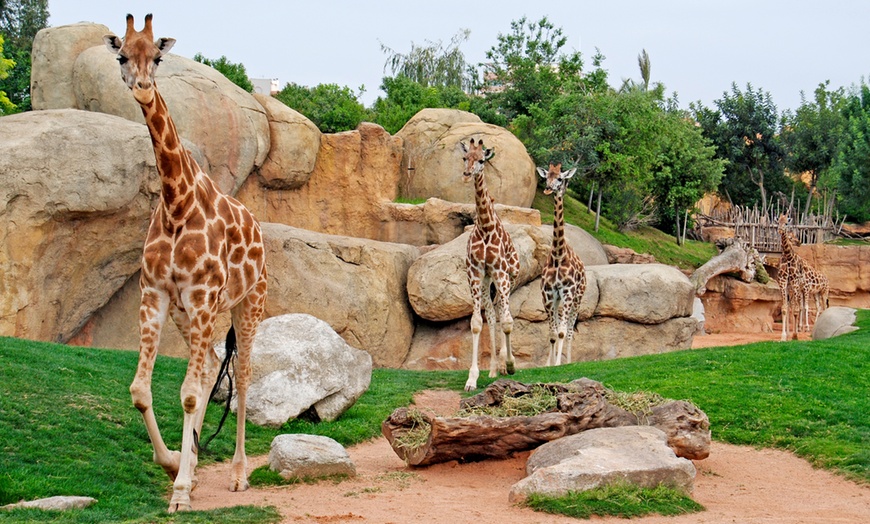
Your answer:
(381, 378), (710, 466)
(690, 237), (758, 295)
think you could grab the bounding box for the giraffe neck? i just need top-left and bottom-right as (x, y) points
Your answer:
(473, 171), (497, 232)
(138, 88), (198, 221)
(780, 230), (796, 261)
(550, 192), (568, 261)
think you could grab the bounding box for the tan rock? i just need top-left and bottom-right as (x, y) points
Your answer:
(31, 23), (110, 110)
(590, 264), (694, 324)
(396, 108), (536, 207)
(699, 276), (781, 333)
(252, 93), (321, 189)
(794, 244), (870, 308)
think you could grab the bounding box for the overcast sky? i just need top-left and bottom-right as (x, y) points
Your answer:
(49, 1), (869, 112)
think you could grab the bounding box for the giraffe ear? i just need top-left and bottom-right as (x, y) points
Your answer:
(459, 141), (468, 154)
(104, 35), (123, 54)
(536, 167), (548, 179)
(156, 37), (176, 56)
(562, 167), (577, 180)
(484, 147), (495, 161)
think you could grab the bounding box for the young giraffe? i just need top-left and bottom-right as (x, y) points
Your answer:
(460, 138), (520, 391)
(537, 163), (586, 366)
(776, 214), (804, 341)
(104, 14), (267, 512)
(787, 230), (830, 330)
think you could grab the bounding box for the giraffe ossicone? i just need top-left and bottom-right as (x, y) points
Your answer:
(105, 14), (268, 513)
(538, 163), (587, 366)
(460, 137), (519, 391)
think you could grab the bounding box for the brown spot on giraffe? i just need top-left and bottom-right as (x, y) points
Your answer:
(459, 137), (520, 392)
(537, 163), (587, 366)
(104, 13), (268, 513)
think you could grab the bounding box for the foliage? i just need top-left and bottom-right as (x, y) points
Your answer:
(693, 83), (789, 210)
(0, 0), (48, 112)
(780, 81), (845, 216)
(371, 75), (465, 134)
(274, 82), (370, 133)
(380, 28), (473, 91)
(830, 80), (870, 223)
(0, 34), (15, 114)
(525, 483), (704, 519)
(193, 52), (254, 92)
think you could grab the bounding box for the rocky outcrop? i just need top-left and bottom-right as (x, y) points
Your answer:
(509, 426), (696, 503)
(269, 434), (356, 479)
(793, 244), (870, 308)
(700, 276), (782, 333)
(218, 314), (372, 427)
(252, 93), (321, 189)
(603, 244), (657, 264)
(396, 108), (536, 207)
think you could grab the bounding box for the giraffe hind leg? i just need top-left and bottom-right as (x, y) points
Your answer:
(483, 281), (500, 378)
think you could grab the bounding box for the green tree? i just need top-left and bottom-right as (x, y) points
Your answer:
(0, 34), (15, 114)
(193, 52), (254, 92)
(780, 81), (845, 217)
(478, 16), (584, 121)
(830, 81), (870, 223)
(274, 82), (369, 133)
(380, 29), (473, 91)
(693, 83), (787, 210)
(0, 0), (48, 112)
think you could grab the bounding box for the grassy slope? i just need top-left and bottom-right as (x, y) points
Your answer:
(1, 310), (868, 521)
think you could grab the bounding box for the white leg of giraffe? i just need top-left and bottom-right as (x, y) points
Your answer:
(546, 305), (558, 367)
(483, 280), (500, 379)
(564, 308), (579, 364)
(495, 277), (515, 375)
(466, 270), (485, 392)
(130, 288), (182, 480)
(779, 288), (790, 342)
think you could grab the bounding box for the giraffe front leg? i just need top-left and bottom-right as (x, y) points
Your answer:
(466, 308), (483, 391)
(483, 290), (500, 378)
(780, 291), (789, 342)
(495, 280), (515, 375)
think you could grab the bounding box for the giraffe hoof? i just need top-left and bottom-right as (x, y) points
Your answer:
(506, 361), (515, 375)
(230, 478), (250, 492)
(167, 501), (192, 513)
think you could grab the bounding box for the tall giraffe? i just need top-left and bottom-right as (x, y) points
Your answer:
(460, 138), (519, 391)
(776, 214), (803, 341)
(537, 163), (586, 366)
(104, 14), (267, 512)
(787, 230), (830, 330)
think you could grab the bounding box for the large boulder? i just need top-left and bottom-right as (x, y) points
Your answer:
(509, 426), (696, 503)
(237, 123), (404, 241)
(700, 275), (782, 333)
(591, 264), (694, 324)
(0, 110), (161, 342)
(812, 307), (859, 340)
(396, 108), (536, 207)
(32, 23), (269, 194)
(219, 314), (372, 426)
(541, 223), (610, 267)
(406, 224), (549, 321)
(269, 434), (356, 479)
(252, 93), (321, 190)
(262, 223), (419, 367)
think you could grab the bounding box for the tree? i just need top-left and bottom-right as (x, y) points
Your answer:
(0, 0), (48, 111)
(193, 53), (254, 92)
(694, 83), (788, 210)
(0, 34), (15, 114)
(780, 81), (845, 217)
(274, 82), (370, 133)
(478, 16), (584, 121)
(380, 29), (473, 91)
(830, 80), (870, 223)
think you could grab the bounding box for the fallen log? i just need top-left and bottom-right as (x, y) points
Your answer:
(381, 378), (710, 467)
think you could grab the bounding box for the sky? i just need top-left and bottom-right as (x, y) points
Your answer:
(48, 1), (870, 112)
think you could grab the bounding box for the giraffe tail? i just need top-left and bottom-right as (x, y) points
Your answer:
(200, 325), (237, 451)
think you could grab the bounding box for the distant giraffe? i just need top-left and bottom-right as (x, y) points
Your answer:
(537, 163), (586, 366)
(460, 138), (519, 391)
(777, 214), (803, 341)
(104, 14), (267, 512)
(787, 230), (830, 330)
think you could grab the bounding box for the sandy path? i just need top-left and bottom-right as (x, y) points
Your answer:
(189, 333), (869, 523)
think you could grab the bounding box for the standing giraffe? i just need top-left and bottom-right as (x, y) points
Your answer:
(787, 230), (830, 330)
(460, 138), (519, 391)
(537, 163), (586, 366)
(776, 214), (804, 341)
(104, 14), (267, 512)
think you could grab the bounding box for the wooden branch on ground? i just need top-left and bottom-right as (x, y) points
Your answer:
(381, 378), (710, 467)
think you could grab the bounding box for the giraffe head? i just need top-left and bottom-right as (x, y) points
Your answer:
(459, 138), (494, 180)
(536, 163), (577, 196)
(777, 214), (790, 233)
(104, 14), (175, 105)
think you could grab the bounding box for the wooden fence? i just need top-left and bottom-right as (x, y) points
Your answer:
(697, 205), (841, 253)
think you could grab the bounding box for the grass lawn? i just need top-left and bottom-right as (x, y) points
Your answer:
(1, 310), (867, 522)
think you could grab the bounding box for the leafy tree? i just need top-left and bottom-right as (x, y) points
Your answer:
(478, 16), (584, 121)
(0, 0), (48, 112)
(693, 83), (787, 210)
(780, 81), (845, 216)
(0, 34), (15, 114)
(830, 80), (870, 222)
(275, 82), (370, 133)
(380, 29), (473, 91)
(193, 52), (254, 92)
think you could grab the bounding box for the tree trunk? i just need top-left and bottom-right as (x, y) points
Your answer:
(588, 183), (595, 214)
(595, 191), (602, 231)
(381, 379), (710, 467)
(675, 207), (682, 245)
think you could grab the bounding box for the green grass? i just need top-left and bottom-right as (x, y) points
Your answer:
(1, 309), (868, 521)
(525, 483), (704, 519)
(533, 188), (717, 269)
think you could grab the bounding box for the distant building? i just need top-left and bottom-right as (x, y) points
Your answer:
(250, 78), (280, 96)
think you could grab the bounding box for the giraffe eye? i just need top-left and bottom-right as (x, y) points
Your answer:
(478, 160), (485, 164)
(117, 55), (128, 65)
(154, 57), (162, 65)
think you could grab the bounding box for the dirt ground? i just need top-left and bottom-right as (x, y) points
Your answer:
(191, 332), (870, 523)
